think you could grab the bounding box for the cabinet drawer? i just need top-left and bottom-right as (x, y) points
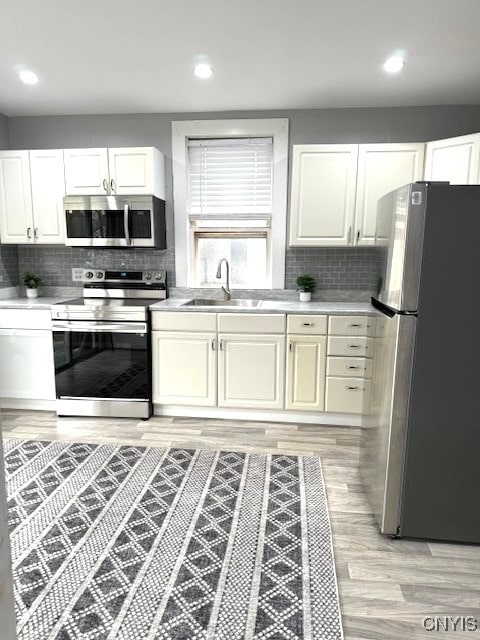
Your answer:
(152, 312), (217, 332)
(0, 309), (51, 330)
(325, 377), (371, 414)
(218, 313), (285, 334)
(327, 336), (373, 357)
(328, 315), (374, 336)
(327, 356), (372, 379)
(287, 314), (327, 335)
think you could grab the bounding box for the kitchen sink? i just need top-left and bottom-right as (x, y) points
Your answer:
(182, 298), (263, 308)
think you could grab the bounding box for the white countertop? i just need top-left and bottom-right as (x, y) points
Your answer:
(149, 298), (374, 315)
(0, 294), (374, 315)
(0, 296), (74, 310)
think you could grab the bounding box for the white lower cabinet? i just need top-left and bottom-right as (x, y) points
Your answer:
(326, 314), (374, 414)
(286, 335), (326, 411)
(151, 311), (376, 420)
(218, 333), (285, 409)
(0, 328), (55, 401)
(325, 377), (371, 414)
(152, 331), (217, 406)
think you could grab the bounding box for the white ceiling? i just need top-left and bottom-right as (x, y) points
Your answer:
(1, 0), (480, 116)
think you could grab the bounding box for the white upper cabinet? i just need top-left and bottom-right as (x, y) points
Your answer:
(29, 150), (66, 244)
(0, 151), (34, 244)
(108, 148), (165, 197)
(0, 150), (66, 245)
(424, 133), (480, 184)
(64, 147), (165, 198)
(64, 148), (110, 195)
(289, 142), (426, 247)
(355, 143), (425, 245)
(289, 144), (358, 246)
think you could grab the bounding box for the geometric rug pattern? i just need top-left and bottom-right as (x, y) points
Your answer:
(3, 439), (343, 640)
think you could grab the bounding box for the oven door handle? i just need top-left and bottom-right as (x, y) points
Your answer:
(51, 321), (148, 333)
(124, 203), (131, 246)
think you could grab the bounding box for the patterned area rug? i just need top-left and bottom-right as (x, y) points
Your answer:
(4, 439), (343, 640)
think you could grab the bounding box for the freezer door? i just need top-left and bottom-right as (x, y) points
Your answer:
(376, 183), (426, 312)
(360, 313), (416, 534)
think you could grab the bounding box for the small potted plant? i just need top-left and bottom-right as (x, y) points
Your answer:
(296, 274), (315, 302)
(23, 272), (42, 299)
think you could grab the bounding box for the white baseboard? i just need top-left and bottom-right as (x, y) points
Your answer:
(0, 399), (363, 428)
(0, 399), (56, 411)
(153, 405), (362, 427)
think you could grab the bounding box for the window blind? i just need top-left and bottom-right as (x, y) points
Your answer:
(187, 137), (273, 219)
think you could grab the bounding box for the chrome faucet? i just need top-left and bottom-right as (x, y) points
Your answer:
(216, 258), (231, 300)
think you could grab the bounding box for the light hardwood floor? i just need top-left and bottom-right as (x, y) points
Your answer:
(2, 409), (479, 639)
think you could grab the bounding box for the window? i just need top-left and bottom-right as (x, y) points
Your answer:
(172, 119), (289, 289)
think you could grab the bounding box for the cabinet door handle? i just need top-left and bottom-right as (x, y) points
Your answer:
(347, 365), (360, 369)
(219, 339), (224, 351)
(26, 227), (32, 239)
(211, 338), (216, 351)
(349, 323), (361, 327)
(347, 226), (352, 244)
(289, 341), (293, 352)
(110, 178), (116, 192)
(356, 230), (360, 243)
(302, 322), (313, 326)
(103, 178), (109, 192)
(348, 344), (361, 348)
(34, 227), (38, 239)
(345, 385), (364, 391)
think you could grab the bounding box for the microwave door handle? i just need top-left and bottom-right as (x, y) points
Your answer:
(124, 203), (131, 245)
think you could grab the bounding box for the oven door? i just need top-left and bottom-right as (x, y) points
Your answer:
(64, 196), (155, 247)
(52, 320), (151, 418)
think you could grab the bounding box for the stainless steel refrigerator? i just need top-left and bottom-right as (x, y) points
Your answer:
(360, 181), (480, 543)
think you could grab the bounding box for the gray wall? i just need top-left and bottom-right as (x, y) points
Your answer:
(0, 113), (19, 288)
(6, 105), (480, 291)
(0, 113), (9, 149)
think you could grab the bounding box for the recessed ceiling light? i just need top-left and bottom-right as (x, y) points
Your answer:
(383, 56), (405, 73)
(19, 70), (39, 85)
(194, 63), (213, 79)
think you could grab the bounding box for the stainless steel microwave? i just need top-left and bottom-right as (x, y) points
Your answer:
(64, 195), (166, 248)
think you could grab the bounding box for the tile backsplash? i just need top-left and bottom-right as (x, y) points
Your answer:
(17, 246), (176, 287)
(0, 247), (19, 288)
(14, 245), (383, 293)
(285, 247), (383, 292)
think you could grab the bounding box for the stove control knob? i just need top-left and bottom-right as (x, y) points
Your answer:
(144, 272), (152, 280)
(96, 272), (104, 279)
(85, 271), (94, 279)
(155, 273), (162, 280)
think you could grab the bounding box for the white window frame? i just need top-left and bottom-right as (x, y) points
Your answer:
(172, 118), (289, 288)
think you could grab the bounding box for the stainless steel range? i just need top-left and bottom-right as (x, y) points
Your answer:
(51, 269), (167, 419)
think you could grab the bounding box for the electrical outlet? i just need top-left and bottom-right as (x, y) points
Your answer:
(71, 268), (84, 282)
